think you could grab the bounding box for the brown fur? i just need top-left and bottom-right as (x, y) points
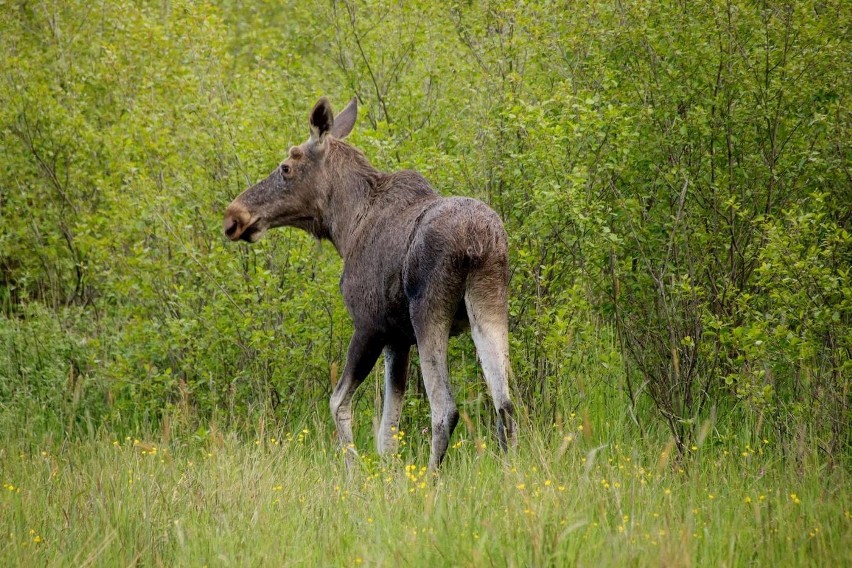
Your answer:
(224, 97), (516, 469)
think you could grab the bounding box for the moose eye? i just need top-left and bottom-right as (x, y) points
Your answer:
(280, 163), (291, 176)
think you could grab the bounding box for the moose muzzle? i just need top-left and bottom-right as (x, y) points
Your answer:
(223, 201), (256, 242)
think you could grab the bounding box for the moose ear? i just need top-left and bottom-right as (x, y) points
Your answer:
(330, 97), (358, 139)
(309, 96), (334, 144)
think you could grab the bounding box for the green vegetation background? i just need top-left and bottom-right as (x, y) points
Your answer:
(0, 1), (849, 565)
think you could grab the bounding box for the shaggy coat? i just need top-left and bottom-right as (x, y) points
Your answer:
(224, 97), (516, 469)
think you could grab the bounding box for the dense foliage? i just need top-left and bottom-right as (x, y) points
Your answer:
(1, 0), (849, 466)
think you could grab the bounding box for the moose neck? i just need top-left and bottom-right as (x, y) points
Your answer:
(318, 140), (384, 258)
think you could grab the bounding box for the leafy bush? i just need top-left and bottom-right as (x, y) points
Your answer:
(0, 1), (848, 465)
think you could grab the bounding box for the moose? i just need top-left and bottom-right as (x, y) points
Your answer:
(223, 96), (517, 469)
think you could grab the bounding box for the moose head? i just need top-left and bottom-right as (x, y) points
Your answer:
(223, 96), (359, 244)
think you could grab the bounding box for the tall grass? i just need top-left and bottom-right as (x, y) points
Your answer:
(1, 309), (847, 565)
(2, 412), (848, 567)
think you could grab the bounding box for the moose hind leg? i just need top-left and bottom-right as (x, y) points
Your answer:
(465, 273), (517, 452)
(411, 300), (460, 471)
(377, 343), (410, 456)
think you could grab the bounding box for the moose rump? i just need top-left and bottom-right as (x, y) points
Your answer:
(400, 197), (516, 462)
(224, 95), (517, 469)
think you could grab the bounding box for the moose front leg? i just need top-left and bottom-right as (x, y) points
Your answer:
(330, 331), (382, 469)
(377, 343), (410, 456)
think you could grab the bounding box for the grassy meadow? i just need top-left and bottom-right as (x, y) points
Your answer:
(3, 314), (847, 566)
(2, 399), (850, 566)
